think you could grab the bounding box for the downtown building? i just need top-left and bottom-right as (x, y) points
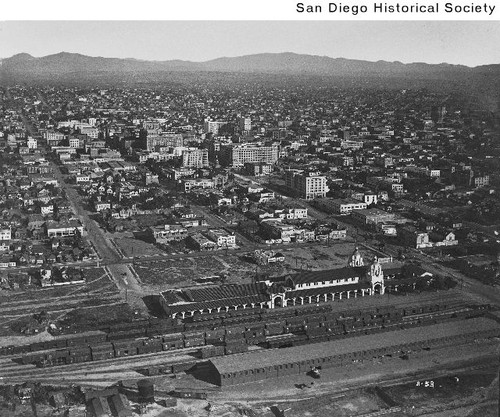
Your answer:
(238, 117), (252, 132)
(204, 119), (227, 135)
(182, 149), (209, 168)
(44, 130), (67, 147)
(146, 133), (184, 151)
(219, 143), (280, 168)
(285, 170), (329, 200)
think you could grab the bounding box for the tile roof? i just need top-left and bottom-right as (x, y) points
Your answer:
(288, 266), (366, 285)
(167, 294), (269, 314)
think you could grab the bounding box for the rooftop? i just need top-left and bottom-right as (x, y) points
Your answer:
(210, 317), (499, 375)
(287, 266), (368, 285)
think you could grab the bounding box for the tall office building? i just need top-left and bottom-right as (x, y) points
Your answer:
(182, 149), (209, 168)
(238, 117), (252, 132)
(146, 133), (184, 151)
(285, 170), (329, 200)
(204, 119), (227, 135)
(219, 143), (279, 167)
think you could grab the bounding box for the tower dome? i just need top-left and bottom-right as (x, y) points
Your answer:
(349, 247), (364, 267)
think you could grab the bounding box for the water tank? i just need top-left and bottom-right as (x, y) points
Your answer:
(137, 379), (155, 403)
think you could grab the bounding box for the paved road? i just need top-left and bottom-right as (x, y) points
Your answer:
(51, 167), (120, 265)
(16, 99), (138, 296)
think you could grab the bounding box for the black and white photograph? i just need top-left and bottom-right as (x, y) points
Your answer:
(0, 19), (499, 417)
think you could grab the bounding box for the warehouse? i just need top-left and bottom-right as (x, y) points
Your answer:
(207, 317), (500, 386)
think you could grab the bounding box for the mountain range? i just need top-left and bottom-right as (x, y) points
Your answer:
(2, 52), (500, 114)
(2, 51), (499, 79)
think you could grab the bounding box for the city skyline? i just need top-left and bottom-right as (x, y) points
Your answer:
(2, 21), (500, 67)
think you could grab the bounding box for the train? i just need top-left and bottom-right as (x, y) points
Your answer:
(5, 298), (492, 368)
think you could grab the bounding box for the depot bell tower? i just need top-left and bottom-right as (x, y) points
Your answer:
(369, 256), (385, 295)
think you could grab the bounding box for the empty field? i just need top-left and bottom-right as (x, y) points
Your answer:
(134, 257), (227, 289)
(113, 237), (165, 258)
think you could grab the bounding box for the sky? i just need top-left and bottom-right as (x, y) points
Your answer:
(1, 21), (500, 67)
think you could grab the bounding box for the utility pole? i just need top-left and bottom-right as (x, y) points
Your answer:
(123, 277), (129, 302)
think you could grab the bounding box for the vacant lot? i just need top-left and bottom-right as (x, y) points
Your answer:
(134, 256), (227, 290)
(82, 267), (117, 292)
(57, 302), (136, 331)
(133, 242), (388, 293)
(383, 371), (499, 410)
(114, 237), (164, 258)
(272, 390), (385, 417)
(0, 267), (120, 337)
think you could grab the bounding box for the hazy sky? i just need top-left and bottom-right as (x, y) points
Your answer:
(1, 21), (500, 67)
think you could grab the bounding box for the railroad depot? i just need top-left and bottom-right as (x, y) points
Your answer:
(207, 317), (500, 387)
(160, 249), (423, 318)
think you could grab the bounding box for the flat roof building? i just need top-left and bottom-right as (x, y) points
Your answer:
(208, 317), (500, 386)
(351, 208), (396, 225)
(285, 170), (329, 200)
(220, 143), (279, 167)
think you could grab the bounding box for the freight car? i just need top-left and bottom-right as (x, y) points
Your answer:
(171, 388), (208, 400)
(2, 294), (465, 358)
(15, 299), (487, 368)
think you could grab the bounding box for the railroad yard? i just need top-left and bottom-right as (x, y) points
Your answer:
(0, 286), (499, 416)
(2, 55), (500, 417)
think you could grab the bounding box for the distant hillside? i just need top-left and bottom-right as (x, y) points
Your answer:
(203, 52), (477, 77)
(0, 52), (201, 75)
(3, 51), (499, 79)
(1, 52), (499, 113)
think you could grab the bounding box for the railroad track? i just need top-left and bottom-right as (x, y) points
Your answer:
(0, 291), (121, 312)
(0, 347), (200, 381)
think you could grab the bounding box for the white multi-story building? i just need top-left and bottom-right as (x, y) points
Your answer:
(149, 224), (188, 243)
(69, 137), (82, 148)
(80, 126), (99, 139)
(75, 174), (90, 183)
(285, 170), (329, 200)
(182, 149), (209, 168)
(341, 140), (363, 150)
(205, 229), (236, 247)
(351, 208), (395, 225)
(27, 137), (38, 149)
(351, 192), (378, 205)
(46, 220), (84, 238)
(0, 228), (12, 241)
(182, 178), (216, 192)
(45, 131), (66, 146)
(274, 208), (308, 220)
(219, 143), (279, 167)
(238, 117), (252, 132)
(204, 119), (227, 135)
(146, 133), (183, 151)
(328, 199), (368, 215)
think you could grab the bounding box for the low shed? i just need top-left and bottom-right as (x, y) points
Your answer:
(208, 317), (500, 386)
